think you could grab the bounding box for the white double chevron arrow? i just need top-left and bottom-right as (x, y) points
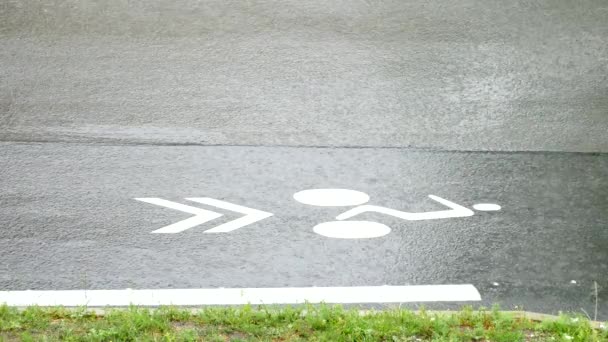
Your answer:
(135, 198), (273, 234)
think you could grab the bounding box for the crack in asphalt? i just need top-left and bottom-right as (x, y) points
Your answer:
(0, 137), (607, 156)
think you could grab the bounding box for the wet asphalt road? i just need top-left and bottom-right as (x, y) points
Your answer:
(1, 144), (608, 316)
(1, 0), (608, 317)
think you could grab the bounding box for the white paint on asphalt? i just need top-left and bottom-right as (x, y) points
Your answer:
(472, 203), (502, 211)
(336, 195), (475, 221)
(135, 198), (273, 234)
(293, 189), (370, 207)
(313, 221), (391, 239)
(135, 198), (223, 234)
(297, 193), (501, 238)
(186, 198), (273, 233)
(0, 285), (481, 306)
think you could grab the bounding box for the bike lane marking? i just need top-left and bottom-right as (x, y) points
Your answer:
(0, 285), (481, 306)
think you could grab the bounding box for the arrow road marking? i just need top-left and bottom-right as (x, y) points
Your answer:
(135, 198), (273, 234)
(135, 198), (223, 234)
(186, 198), (274, 233)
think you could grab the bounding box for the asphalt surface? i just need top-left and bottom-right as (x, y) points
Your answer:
(1, 143), (607, 316)
(1, 0), (607, 318)
(2, 0), (608, 151)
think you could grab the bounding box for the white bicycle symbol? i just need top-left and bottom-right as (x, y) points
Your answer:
(293, 189), (501, 239)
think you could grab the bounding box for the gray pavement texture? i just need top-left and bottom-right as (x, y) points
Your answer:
(1, 0), (607, 151)
(0, 143), (607, 317)
(1, 0), (607, 318)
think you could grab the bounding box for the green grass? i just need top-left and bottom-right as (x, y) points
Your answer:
(0, 304), (606, 341)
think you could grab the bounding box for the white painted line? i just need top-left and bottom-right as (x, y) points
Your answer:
(313, 221), (391, 239)
(293, 189), (370, 207)
(472, 203), (501, 211)
(186, 198), (274, 233)
(135, 198), (223, 234)
(0, 285), (481, 306)
(336, 195), (474, 221)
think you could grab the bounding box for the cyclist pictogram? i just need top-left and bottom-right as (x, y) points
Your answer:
(293, 189), (501, 239)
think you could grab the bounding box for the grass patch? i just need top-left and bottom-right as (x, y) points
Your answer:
(0, 304), (606, 341)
